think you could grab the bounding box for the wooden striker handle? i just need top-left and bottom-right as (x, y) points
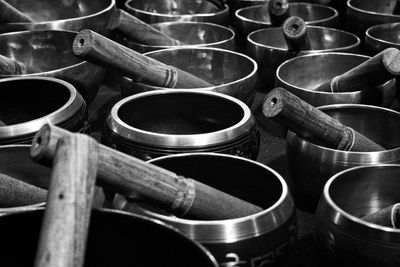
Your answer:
(0, 0), (32, 23)
(268, 0), (290, 26)
(282, 16), (311, 51)
(0, 55), (27, 75)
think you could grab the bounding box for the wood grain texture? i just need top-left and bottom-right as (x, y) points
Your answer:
(269, 0), (290, 26)
(0, 55), (27, 75)
(314, 47), (400, 92)
(34, 134), (98, 267)
(262, 87), (386, 152)
(108, 9), (182, 46)
(282, 16), (311, 51)
(362, 203), (400, 228)
(73, 29), (213, 88)
(31, 124), (263, 220)
(0, 0), (32, 22)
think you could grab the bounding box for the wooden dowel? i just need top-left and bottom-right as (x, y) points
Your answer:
(282, 16), (311, 51)
(268, 0), (290, 26)
(34, 134), (98, 267)
(0, 0), (32, 23)
(108, 9), (182, 46)
(262, 87), (386, 152)
(31, 124), (263, 220)
(314, 47), (400, 92)
(0, 172), (46, 208)
(361, 203), (400, 228)
(0, 55), (27, 75)
(73, 29), (213, 88)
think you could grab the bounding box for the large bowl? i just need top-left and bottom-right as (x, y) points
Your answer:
(102, 90), (260, 160)
(247, 26), (360, 90)
(275, 52), (396, 107)
(0, 207), (218, 266)
(120, 47), (258, 106)
(0, 77), (88, 145)
(0, 0), (115, 35)
(365, 22), (400, 56)
(315, 164), (400, 266)
(346, 0), (400, 39)
(287, 104), (400, 210)
(124, 0), (229, 25)
(0, 30), (105, 103)
(114, 152), (297, 266)
(234, 3), (339, 42)
(121, 21), (236, 53)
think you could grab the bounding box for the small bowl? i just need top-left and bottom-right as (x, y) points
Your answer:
(120, 47), (258, 106)
(0, 77), (88, 145)
(122, 21), (236, 53)
(0, 0), (115, 35)
(234, 3), (339, 41)
(365, 22), (400, 56)
(0, 30), (105, 103)
(315, 164), (400, 266)
(287, 104), (400, 209)
(275, 52), (396, 107)
(102, 90), (260, 160)
(113, 152), (297, 266)
(247, 26), (360, 90)
(124, 0), (229, 25)
(0, 207), (218, 266)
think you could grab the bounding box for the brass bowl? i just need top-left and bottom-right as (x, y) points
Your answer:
(0, 30), (105, 103)
(365, 22), (400, 56)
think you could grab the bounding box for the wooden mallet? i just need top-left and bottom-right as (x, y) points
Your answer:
(268, 0), (290, 26)
(0, 54), (27, 75)
(282, 16), (312, 52)
(361, 203), (400, 228)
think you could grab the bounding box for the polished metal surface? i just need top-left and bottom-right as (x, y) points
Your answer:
(0, 30), (105, 102)
(0, 207), (219, 266)
(275, 52), (396, 107)
(247, 26), (360, 90)
(0, 77), (86, 142)
(0, 0), (115, 35)
(365, 22), (400, 56)
(287, 104), (400, 208)
(122, 21), (236, 53)
(315, 164), (400, 266)
(124, 0), (229, 25)
(234, 3), (339, 40)
(114, 152), (296, 265)
(120, 47), (257, 106)
(347, 0), (400, 39)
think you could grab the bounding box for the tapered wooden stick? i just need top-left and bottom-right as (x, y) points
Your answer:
(282, 16), (311, 51)
(262, 87), (386, 152)
(268, 0), (290, 26)
(362, 203), (400, 228)
(0, 55), (27, 75)
(108, 9), (182, 46)
(73, 29), (213, 88)
(31, 124), (263, 220)
(34, 134), (98, 267)
(314, 47), (400, 92)
(0, 0), (32, 23)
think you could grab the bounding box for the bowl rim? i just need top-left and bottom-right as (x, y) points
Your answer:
(0, 76), (84, 138)
(107, 89), (255, 147)
(247, 25), (360, 52)
(348, 0), (400, 18)
(365, 22), (400, 46)
(125, 0), (229, 18)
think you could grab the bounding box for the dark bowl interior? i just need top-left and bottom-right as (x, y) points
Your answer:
(368, 24), (400, 43)
(350, 0), (397, 14)
(126, 0), (223, 15)
(118, 93), (244, 134)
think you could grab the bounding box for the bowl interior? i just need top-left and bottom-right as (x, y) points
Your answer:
(250, 27), (357, 50)
(278, 54), (366, 89)
(368, 24), (400, 44)
(118, 93), (244, 134)
(350, 0), (397, 14)
(0, 79), (70, 125)
(146, 48), (254, 85)
(329, 165), (400, 218)
(126, 0), (222, 15)
(5, 0), (111, 22)
(0, 31), (80, 74)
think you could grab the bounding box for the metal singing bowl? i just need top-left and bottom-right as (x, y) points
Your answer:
(234, 3), (339, 41)
(347, 0), (400, 39)
(120, 47), (257, 106)
(124, 0), (229, 25)
(287, 104), (400, 210)
(0, 207), (219, 266)
(0, 77), (88, 145)
(275, 52), (396, 107)
(315, 164), (400, 266)
(0, 145), (49, 213)
(102, 90), (259, 160)
(113, 152), (297, 266)
(247, 26), (360, 90)
(365, 22), (400, 56)
(0, 0), (115, 35)
(0, 30), (105, 103)
(122, 21), (236, 53)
